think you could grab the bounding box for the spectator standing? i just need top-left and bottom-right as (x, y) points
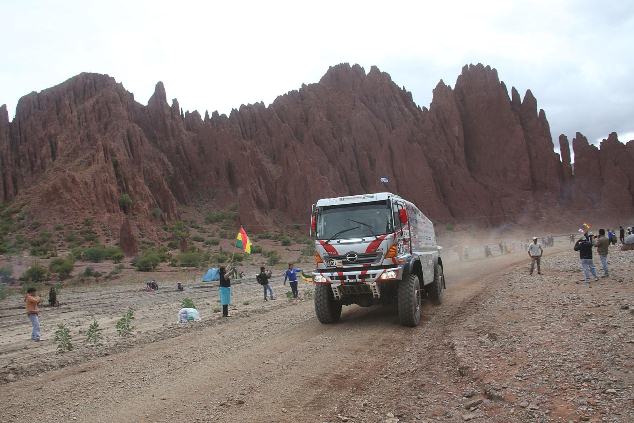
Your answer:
(257, 266), (275, 301)
(619, 226), (625, 243)
(595, 229), (610, 277)
(219, 266), (231, 317)
(25, 287), (41, 341)
(574, 234), (598, 285)
(284, 263), (301, 299)
(527, 237), (543, 275)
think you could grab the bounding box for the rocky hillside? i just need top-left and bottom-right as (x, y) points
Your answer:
(0, 64), (632, 241)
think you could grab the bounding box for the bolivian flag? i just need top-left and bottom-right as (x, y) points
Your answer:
(235, 226), (251, 254)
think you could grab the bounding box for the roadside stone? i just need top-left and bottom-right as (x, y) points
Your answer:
(464, 399), (483, 409)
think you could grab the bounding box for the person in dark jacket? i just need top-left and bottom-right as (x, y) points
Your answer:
(619, 226), (625, 243)
(257, 266), (275, 301)
(219, 266), (231, 317)
(574, 234), (598, 285)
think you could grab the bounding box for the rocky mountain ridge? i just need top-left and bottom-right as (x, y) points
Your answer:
(1, 63), (632, 243)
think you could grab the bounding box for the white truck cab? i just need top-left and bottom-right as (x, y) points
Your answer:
(310, 192), (445, 326)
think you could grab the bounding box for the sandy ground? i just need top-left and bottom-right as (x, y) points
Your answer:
(0, 241), (632, 422)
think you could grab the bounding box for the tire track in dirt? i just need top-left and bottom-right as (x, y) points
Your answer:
(0, 249), (565, 423)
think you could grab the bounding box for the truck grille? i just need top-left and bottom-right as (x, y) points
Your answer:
(325, 252), (381, 265)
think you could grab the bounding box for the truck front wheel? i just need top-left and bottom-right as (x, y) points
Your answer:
(314, 284), (342, 324)
(397, 274), (422, 327)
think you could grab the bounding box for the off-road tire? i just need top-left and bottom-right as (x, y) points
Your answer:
(427, 263), (444, 305)
(397, 273), (422, 327)
(314, 284), (342, 324)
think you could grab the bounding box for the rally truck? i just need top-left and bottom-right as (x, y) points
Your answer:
(310, 192), (444, 327)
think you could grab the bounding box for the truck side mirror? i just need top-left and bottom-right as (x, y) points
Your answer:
(399, 209), (408, 225)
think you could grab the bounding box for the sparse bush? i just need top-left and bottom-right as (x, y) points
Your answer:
(242, 301), (250, 306)
(192, 235), (204, 243)
(301, 245), (315, 257)
(133, 251), (161, 272)
(280, 236), (292, 246)
(54, 224), (64, 231)
(446, 223), (454, 231)
(85, 319), (103, 345)
(111, 250), (124, 264)
(151, 207), (163, 219)
(115, 309), (134, 337)
(118, 193), (133, 214)
(49, 257), (74, 280)
(212, 250), (230, 264)
(251, 245), (263, 254)
(83, 267), (102, 278)
(54, 324), (73, 352)
(0, 285), (7, 301)
(177, 250), (208, 268)
(30, 231), (55, 257)
(0, 265), (13, 282)
(82, 246), (106, 262)
(266, 251), (280, 266)
(181, 298), (196, 309)
(204, 238), (220, 247)
(204, 211), (237, 224)
(21, 264), (49, 283)
(212, 306), (221, 313)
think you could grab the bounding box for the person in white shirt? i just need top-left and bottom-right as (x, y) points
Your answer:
(527, 237), (543, 275)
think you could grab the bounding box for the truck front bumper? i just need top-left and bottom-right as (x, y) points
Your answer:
(312, 267), (403, 300)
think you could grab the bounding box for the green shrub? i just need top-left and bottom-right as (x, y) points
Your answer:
(29, 231), (54, 257)
(119, 193), (133, 213)
(115, 309), (134, 336)
(49, 257), (74, 280)
(446, 223), (454, 231)
(204, 211), (237, 224)
(177, 250), (207, 268)
(83, 267), (102, 278)
(232, 253), (245, 263)
(280, 236), (292, 246)
(111, 250), (124, 264)
(85, 319), (103, 345)
(0, 265), (13, 281)
(21, 264), (49, 283)
(169, 221), (190, 242)
(167, 240), (178, 249)
(65, 232), (78, 243)
(151, 207), (163, 219)
(192, 235), (205, 243)
(82, 246), (106, 262)
(181, 298), (196, 309)
(242, 301), (250, 306)
(204, 238), (220, 247)
(301, 245), (315, 257)
(54, 324), (73, 352)
(266, 251), (280, 266)
(251, 245), (262, 254)
(212, 250), (230, 264)
(0, 284), (7, 301)
(133, 251), (161, 271)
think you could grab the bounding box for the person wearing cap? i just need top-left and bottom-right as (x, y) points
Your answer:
(527, 237), (543, 275)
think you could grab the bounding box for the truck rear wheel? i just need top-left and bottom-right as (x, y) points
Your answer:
(427, 263), (444, 305)
(397, 274), (422, 327)
(314, 284), (342, 324)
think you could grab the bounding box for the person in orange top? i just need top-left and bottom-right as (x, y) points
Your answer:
(25, 287), (41, 341)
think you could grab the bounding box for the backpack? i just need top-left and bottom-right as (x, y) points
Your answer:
(256, 273), (265, 285)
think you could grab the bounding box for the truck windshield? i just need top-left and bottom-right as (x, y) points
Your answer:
(316, 201), (392, 240)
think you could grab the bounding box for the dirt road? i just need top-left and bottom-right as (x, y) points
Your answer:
(2, 245), (632, 422)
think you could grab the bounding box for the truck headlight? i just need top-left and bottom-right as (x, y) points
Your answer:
(379, 270), (397, 280)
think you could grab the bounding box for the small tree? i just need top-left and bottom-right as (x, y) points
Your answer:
(119, 193), (133, 214)
(181, 298), (196, 309)
(49, 257), (74, 280)
(21, 263), (49, 283)
(54, 324), (73, 353)
(116, 309), (134, 337)
(85, 319), (103, 345)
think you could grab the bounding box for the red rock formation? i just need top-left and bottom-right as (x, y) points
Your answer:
(119, 218), (138, 256)
(0, 63), (632, 238)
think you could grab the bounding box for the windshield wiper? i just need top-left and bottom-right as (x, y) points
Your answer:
(325, 226), (360, 243)
(347, 219), (378, 238)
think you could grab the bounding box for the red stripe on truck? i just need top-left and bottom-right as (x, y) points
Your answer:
(365, 234), (387, 253)
(318, 240), (339, 256)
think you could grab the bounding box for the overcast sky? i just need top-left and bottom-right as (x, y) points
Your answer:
(1, 0), (633, 146)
